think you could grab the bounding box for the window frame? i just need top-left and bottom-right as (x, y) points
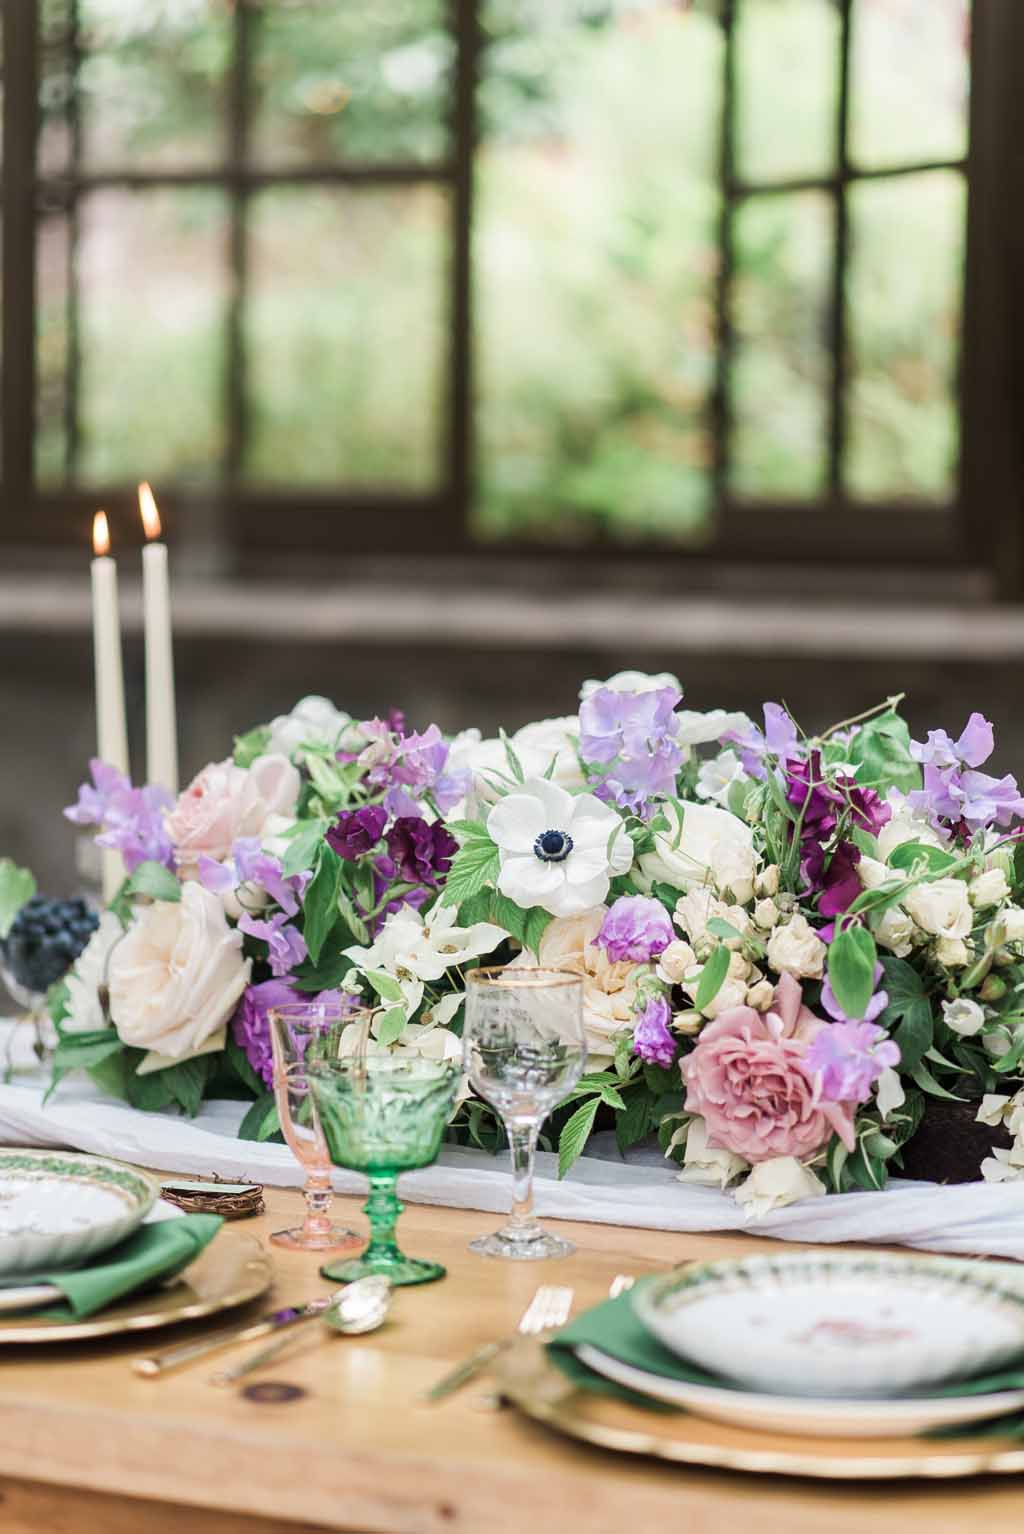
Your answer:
(1, 0), (1019, 589)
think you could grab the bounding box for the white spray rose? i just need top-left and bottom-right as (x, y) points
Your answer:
(935, 935), (971, 968)
(638, 800), (757, 904)
(746, 978), (775, 1011)
(733, 1157), (827, 1218)
(766, 913), (826, 980)
(265, 695), (352, 759)
(997, 906), (1024, 945)
(753, 898), (779, 930)
(969, 868), (1011, 908)
(673, 888), (750, 951)
(877, 799), (948, 860)
(754, 865), (780, 898)
(676, 1117), (747, 1190)
(903, 878), (972, 939)
(941, 997), (986, 1037)
(874, 905), (916, 958)
(656, 938), (698, 985)
(684, 951), (752, 1019)
(857, 856), (891, 891)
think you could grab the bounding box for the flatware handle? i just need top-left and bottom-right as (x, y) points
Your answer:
(133, 1301), (324, 1377)
(209, 1315), (320, 1388)
(423, 1339), (510, 1403)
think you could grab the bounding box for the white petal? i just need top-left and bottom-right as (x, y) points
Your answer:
(564, 844), (611, 885)
(497, 856), (565, 909)
(486, 793), (549, 853)
(548, 872), (610, 916)
(519, 776), (576, 827)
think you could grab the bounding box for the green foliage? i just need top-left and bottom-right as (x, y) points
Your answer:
(281, 820), (327, 879)
(302, 845), (343, 965)
(614, 1087), (655, 1154)
(234, 725), (271, 768)
(226, 1035), (265, 1098)
(440, 834), (501, 907)
(693, 944), (730, 1013)
(291, 919), (359, 991)
(0, 859), (36, 940)
(876, 957), (933, 1072)
(848, 711), (921, 795)
(238, 1093), (281, 1143)
(557, 1096), (601, 1179)
(887, 842), (957, 876)
(458, 886), (552, 955)
(125, 861), (181, 903)
(827, 925), (878, 1021)
(375, 1006), (407, 1046)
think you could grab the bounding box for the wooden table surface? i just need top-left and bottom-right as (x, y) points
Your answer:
(0, 1184), (1020, 1534)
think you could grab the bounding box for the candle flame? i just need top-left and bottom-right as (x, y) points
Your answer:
(138, 482), (162, 541)
(93, 510), (111, 557)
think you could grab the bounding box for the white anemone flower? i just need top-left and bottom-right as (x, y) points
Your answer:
(487, 778), (633, 917)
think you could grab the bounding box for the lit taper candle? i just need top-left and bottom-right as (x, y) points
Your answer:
(91, 511), (130, 901)
(139, 482), (179, 796)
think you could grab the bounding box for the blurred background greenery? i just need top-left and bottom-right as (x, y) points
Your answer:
(33, 0), (969, 544)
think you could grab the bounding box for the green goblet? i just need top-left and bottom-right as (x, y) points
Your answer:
(307, 1054), (461, 1288)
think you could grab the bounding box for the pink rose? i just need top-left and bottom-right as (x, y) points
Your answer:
(167, 754), (301, 874)
(682, 973), (856, 1163)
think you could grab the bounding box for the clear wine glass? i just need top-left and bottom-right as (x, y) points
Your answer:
(463, 966), (586, 1261)
(268, 999), (367, 1254)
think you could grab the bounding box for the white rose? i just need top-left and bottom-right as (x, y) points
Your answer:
(996, 907), (1024, 945)
(903, 877), (972, 939)
(857, 856), (890, 891)
(676, 1117), (747, 1190)
(520, 907), (644, 1057)
(656, 938), (697, 985)
(746, 978), (775, 1011)
(753, 898), (779, 930)
(673, 888), (750, 951)
(766, 913), (826, 980)
(733, 1157), (826, 1219)
(969, 869), (1011, 908)
(877, 799), (948, 860)
(754, 865), (780, 898)
(676, 711), (751, 749)
(875, 906), (916, 958)
(638, 800), (757, 904)
(672, 1008), (705, 1036)
(61, 912), (124, 1035)
(579, 670), (681, 701)
(512, 716), (584, 789)
(265, 695), (352, 759)
(108, 883), (250, 1070)
(935, 936), (970, 968)
(941, 997), (986, 1037)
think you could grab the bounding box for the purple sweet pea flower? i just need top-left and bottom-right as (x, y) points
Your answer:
(327, 804), (387, 860)
(801, 1021), (900, 1105)
(238, 911), (308, 977)
(598, 896), (674, 963)
(64, 759), (131, 825)
(911, 712), (994, 771)
(231, 978), (302, 1089)
(724, 703), (799, 778)
(385, 817), (458, 887)
(909, 713), (1024, 831)
(65, 760), (175, 873)
(631, 994), (677, 1068)
(578, 686), (684, 812)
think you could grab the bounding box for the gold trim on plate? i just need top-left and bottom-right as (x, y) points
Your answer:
(0, 1227), (272, 1343)
(495, 1341), (1024, 1481)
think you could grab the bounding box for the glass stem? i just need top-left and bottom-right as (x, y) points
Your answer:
(302, 1167), (333, 1240)
(505, 1122), (542, 1238)
(363, 1172), (403, 1261)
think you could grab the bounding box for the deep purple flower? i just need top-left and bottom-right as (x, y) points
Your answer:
(238, 911), (308, 977)
(231, 978), (303, 1089)
(598, 896), (674, 963)
(327, 804), (387, 860)
(385, 817), (458, 887)
(786, 752), (844, 838)
(578, 686), (684, 812)
(631, 994), (677, 1068)
(801, 1020), (900, 1105)
(805, 839), (864, 919)
(64, 759), (175, 873)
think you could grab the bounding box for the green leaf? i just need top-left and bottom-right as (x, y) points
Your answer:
(887, 842), (958, 876)
(848, 711), (921, 795)
(302, 845), (343, 966)
(124, 861), (181, 903)
(162, 1055), (213, 1118)
(0, 859), (36, 940)
(826, 1136), (850, 1192)
(599, 1084), (628, 1112)
(364, 968), (405, 1004)
(445, 819), (489, 842)
(876, 957), (933, 1072)
(233, 725), (272, 768)
(827, 925), (877, 1021)
(281, 820), (327, 879)
(439, 837), (501, 907)
(290, 918), (358, 992)
(694, 945), (730, 1013)
(335, 890), (370, 947)
(992, 1032), (1024, 1075)
(375, 1006), (407, 1046)
(226, 1035), (265, 1097)
(557, 1096), (601, 1179)
(126, 1069), (176, 1112)
(910, 1060), (965, 1100)
(499, 730), (526, 784)
(238, 1092), (280, 1142)
(52, 1031), (122, 1071)
(614, 1088), (654, 1153)
(707, 916), (743, 943)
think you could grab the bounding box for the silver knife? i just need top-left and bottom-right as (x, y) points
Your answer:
(132, 1295), (336, 1377)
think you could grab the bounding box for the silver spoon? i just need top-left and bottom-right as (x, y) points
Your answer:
(209, 1275), (391, 1387)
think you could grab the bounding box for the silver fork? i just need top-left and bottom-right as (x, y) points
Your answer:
(423, 1284), (574, 1403)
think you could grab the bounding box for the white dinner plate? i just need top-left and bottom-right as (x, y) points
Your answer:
(575, 1344), (1024, 1440)
(0, 1188), (177, 1305)
(0, 1149), (158, 1277)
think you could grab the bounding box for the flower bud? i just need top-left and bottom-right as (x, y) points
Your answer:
(672, 1008), (705, 1036)
(753, 898), (778, 930)
(980, 975), (1008, 1003)
(746, 979), (774, 1011)
(755, 865), (780, 898)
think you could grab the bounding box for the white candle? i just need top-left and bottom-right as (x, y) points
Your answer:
(139, 482), (179, 797)
(91, 511), (130, 902)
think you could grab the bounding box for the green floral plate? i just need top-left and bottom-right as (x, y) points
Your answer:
(0, 1148), (157, 1277)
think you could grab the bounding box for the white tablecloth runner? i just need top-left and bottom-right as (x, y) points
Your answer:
(2, 1035), (1023, 1259)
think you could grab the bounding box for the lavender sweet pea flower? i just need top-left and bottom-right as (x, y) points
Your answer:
(724, 702), (799, 778)
(327, 804), (387, 860)
(631, 994), (677, 1068)
(64, 759), (131, 825)
(238, 911), (308, 977)
(909, 713), (1024, 831)
(579, 686), (684, 811)
(911, 712), (994, 771)
(598, 896), (674, 963)
(231, 978), (303, 1089)
(801, 1021), (900, 1105)
(65, 760), (175, 872)
(233, 837), (307, 916)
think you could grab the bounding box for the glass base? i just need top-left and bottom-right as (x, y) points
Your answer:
(319, 1252), (446, 1287)
(469, 1227), (576, 1262)
(270, 1224), (363, 1254)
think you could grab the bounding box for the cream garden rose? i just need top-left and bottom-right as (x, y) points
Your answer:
(522, 907), (644, 1057)
(108, 882), (250, 1070)
(903, 877), (972, 940)
(765, 913), (826, 980)
(637, 800), (757, 904)
(167, 754), (301, 876)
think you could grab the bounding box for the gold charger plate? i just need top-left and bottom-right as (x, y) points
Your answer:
(495, 1341), (1024, 1481)
(0, 1227), (272, 1343)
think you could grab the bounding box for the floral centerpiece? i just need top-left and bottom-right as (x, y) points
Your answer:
(23, 674), (1024, 1214)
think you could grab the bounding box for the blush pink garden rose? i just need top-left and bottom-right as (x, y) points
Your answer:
(681, 973), (856, 1163)
(166, 754), (301, 876)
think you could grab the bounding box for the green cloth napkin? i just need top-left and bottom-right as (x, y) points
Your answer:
(15, 1213), (224, 1320)
(547, 1282), (1024, 1422)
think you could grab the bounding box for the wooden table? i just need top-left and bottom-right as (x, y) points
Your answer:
(0, 1185), (1019, 1534)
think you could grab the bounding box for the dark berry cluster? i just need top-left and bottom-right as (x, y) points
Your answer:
(1, 896), (99, 995)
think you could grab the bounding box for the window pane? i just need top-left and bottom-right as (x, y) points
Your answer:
(77, 189), (229, 482)
(251, 1), (452, 167)
(78, 0), (231, 169)
(245, 187), (447, 489)
(850, 0), (970, 171)
(846, 170), (964, 500)
(729, 192), (832, 498)
(36, 213), (70, 485)
(475, 0), (721, 545)
(735, 0), (839, 184)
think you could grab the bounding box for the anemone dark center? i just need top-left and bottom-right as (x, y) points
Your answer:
(534, 829), (573, 863)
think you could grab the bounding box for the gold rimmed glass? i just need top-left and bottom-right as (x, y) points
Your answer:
(463, 967), (586, 1261)
(267, 998), (366, 1255)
